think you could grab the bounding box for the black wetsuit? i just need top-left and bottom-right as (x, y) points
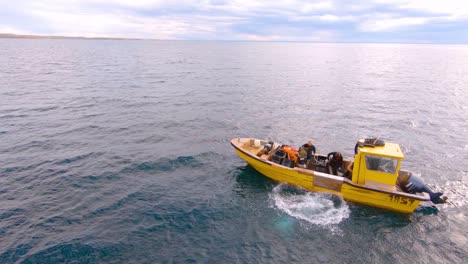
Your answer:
(301, 143), (316, 160)
(327, 152), (343, 175)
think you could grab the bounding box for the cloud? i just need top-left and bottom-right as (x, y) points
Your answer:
(1, 0), (467, 43)
(291, 14), (356, 22)
(355, 0), (468, 33)
(380, 0), (468, 16)
(359, 15), (430, 32)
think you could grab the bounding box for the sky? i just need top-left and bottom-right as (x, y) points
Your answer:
(1, 0), (468, 43)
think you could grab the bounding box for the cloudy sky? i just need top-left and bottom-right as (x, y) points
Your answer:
(1, 0), (468, 43)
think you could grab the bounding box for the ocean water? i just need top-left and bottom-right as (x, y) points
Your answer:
(0, 39), (467, 263)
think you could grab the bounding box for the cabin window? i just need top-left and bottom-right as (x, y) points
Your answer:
(365, 155), (398, 174)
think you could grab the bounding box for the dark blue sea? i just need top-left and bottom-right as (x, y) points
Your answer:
(0, 39), (467, 263)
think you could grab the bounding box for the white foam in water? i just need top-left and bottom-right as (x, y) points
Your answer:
(270, 183), (350, 229)
(437, 179), (468, 208)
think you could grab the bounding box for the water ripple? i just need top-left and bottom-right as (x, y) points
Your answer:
(0, 40), (467, 263)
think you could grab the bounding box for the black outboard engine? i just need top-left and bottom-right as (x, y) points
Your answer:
(398, 173), (447, 204)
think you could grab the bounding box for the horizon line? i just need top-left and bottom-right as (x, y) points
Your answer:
(1, 33), (467, 45)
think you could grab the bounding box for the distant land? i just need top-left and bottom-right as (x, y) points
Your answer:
(0, 33), (141, 40)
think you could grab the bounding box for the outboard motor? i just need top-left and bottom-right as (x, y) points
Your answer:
(398, 173), (447, 204)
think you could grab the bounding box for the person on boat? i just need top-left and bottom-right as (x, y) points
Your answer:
(397, 172), (447, 204)
(344, 162), (353, 179)
(256, 141), (274, 157)
(298, 141), (316, 167)
(327, 152), (343, 175)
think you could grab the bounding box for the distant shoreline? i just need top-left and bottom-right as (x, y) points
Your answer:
(1, 33), (466, 45)
(0, 33), (142, 40)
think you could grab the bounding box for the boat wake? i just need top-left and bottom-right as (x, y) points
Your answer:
(269, 183), (350, 231)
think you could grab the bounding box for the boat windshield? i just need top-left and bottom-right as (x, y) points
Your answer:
(365, 155), (398, 174)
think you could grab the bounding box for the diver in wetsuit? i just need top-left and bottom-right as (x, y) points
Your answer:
(298, 141), (316, 167)
(398, 173), (447, 204)
(327, 152), (343, 175)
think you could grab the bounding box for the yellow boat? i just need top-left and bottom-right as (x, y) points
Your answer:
(231, 137), (446, 214)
